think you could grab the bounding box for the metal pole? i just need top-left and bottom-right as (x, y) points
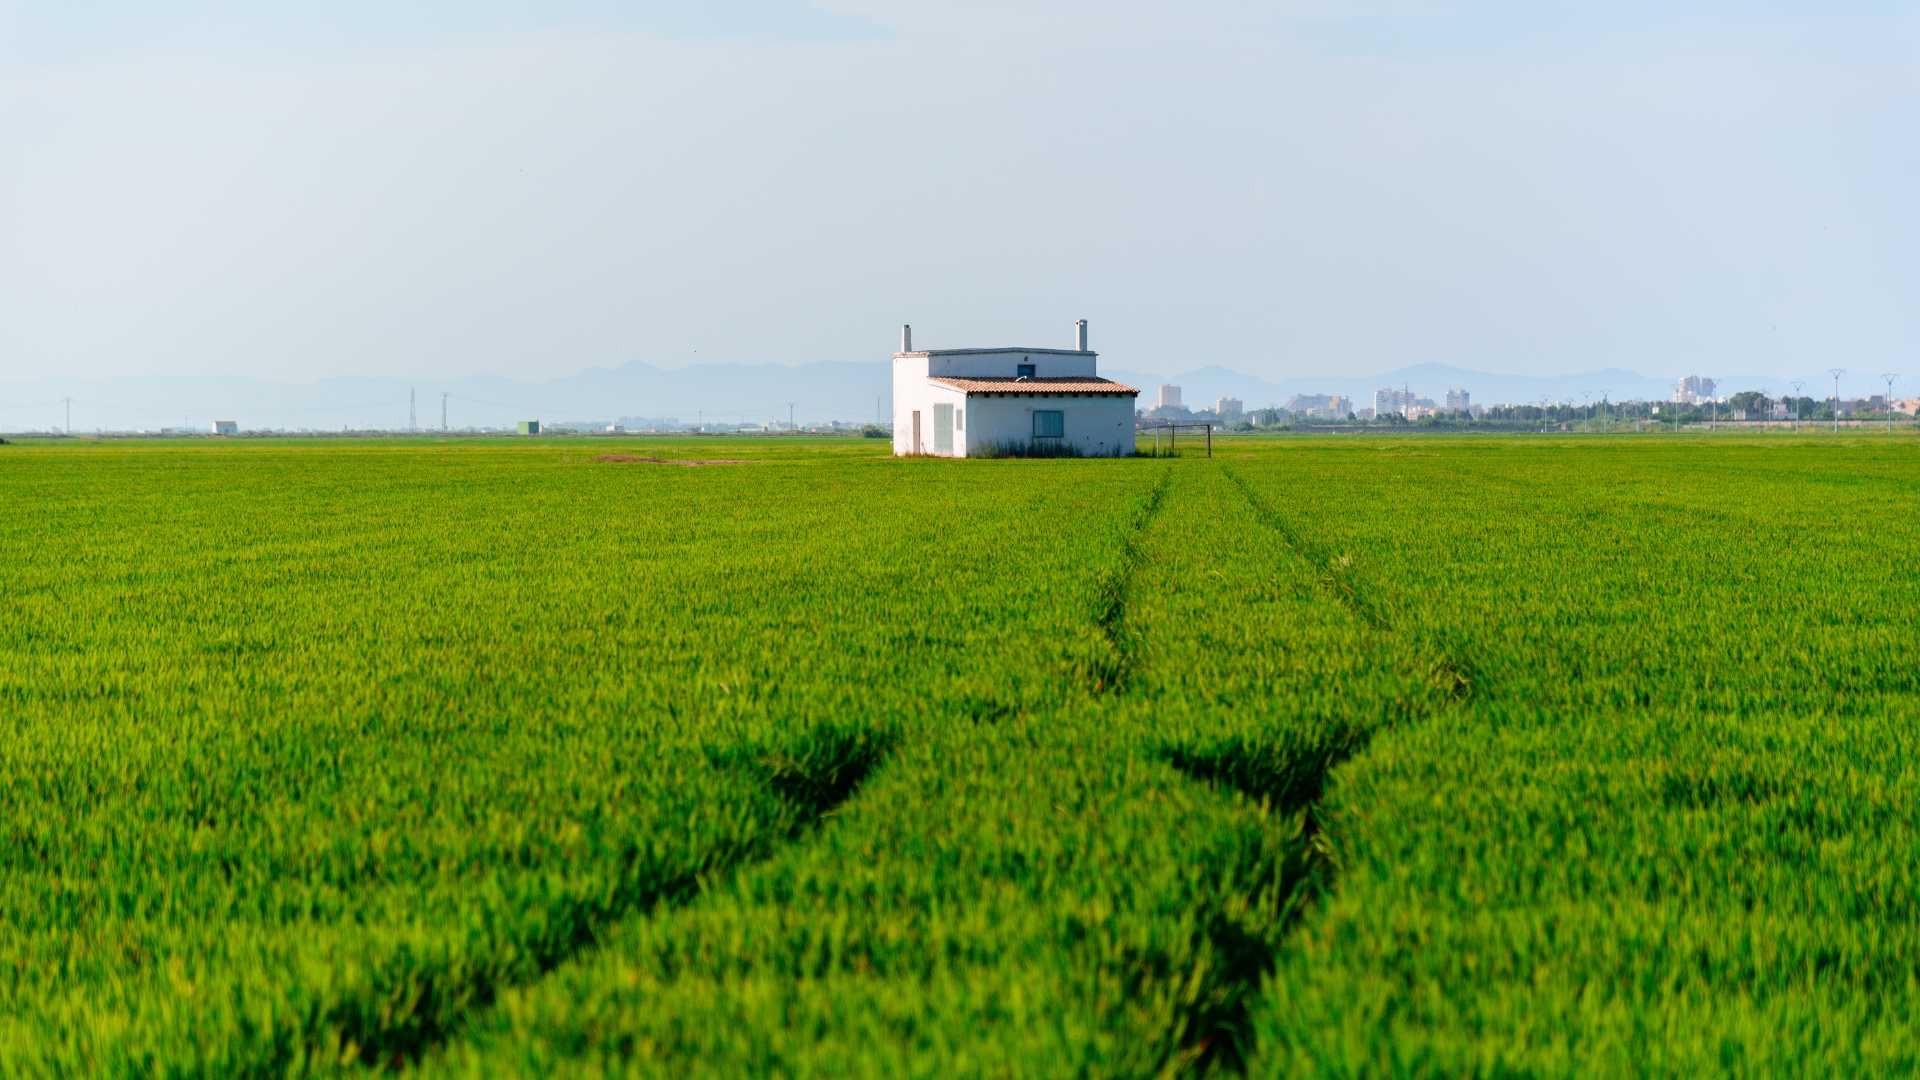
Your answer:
(1790, 380), (1804, 432)
(1830, 368), (1845, 434)
(1884, 374), (1898, 434)
(64, 397), (71, 435)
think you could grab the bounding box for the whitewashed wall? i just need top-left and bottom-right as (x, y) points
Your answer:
(892, 356), (971, 455)
(963, 395), (1135, 457)
(925, 349), (1097, 380)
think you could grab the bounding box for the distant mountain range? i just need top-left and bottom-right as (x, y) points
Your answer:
(1, 359), (1799, 433)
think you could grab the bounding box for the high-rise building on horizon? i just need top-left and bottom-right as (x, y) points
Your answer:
(1374, 387), (1416, 418)
(1674, 375), (1718, 405)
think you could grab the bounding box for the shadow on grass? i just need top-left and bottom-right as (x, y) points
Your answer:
(318, 723), (892, 1071)
(1158, 728), (1370, 1074)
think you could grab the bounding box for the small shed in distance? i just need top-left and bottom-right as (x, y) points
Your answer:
(210, 420), (238, 436)
(518, 420), (541, 435)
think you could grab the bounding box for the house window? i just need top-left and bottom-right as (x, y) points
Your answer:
(1017, 364), (1036, 378)
(1033, 410), (1064, 438)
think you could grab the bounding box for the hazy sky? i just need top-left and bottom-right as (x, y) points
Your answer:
(3, 2), (1914, 383)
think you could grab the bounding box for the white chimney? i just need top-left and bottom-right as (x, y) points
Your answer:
(1074, 319), (1089, 351)
(901, 324), (913, 353)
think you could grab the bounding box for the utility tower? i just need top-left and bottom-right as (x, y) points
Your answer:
(64, 397), (71, 435)
(788, 402), (796, 431)
(442, 392), (449, 432)
(1790, 380), (1804, 430)
(1829, 368), (1845, 434)
(1884, 373), (1899, 434)
(409, 388), (417, 433)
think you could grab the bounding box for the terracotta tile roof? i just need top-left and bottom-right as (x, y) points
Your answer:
(927, 376), (1139, 395)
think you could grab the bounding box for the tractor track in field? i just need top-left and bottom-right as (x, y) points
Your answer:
(1147, 463), (1486, 1074)
(1219, 463), (1480, 703)
(316, 726), (893, 1073)
(1157, 728), (1369, 1075)
(1085, 465), (1174, 695)
(1075, 458), (1367, 1073)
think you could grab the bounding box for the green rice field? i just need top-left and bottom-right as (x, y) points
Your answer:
(2, 434), (1916, 1075)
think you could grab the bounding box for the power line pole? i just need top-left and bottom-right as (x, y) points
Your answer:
(1884, 373), (1899, 434)
(1790, 380), (1804, 432)
(1829, 368), (1845, 434)
(442, 392), (449, 432)
(409, 388), (417, 433)
(787, 402), (795, 432)
(63, 397), (71, 435)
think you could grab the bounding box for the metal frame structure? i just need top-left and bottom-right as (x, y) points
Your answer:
(1140, 421), (1214, 458)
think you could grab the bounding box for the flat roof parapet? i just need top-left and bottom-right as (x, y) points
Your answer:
(895, 346), (1095, 358)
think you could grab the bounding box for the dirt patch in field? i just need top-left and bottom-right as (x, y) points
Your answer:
(595, 454), (749, 466)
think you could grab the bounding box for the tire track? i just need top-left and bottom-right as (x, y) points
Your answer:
(1083, 465), (1174, 695)
(1150, 463), (1487, 1072)
(315, 724), (893, 1071)
(1157, 729), (1367, 1074)
(1218, 463), (1479, 702)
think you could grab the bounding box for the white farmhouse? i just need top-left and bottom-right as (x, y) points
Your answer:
(891, 320), (1138, 457)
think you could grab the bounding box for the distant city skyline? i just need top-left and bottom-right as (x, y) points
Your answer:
(3, 3), (1915, 387)
(4, 357), (1906, 434)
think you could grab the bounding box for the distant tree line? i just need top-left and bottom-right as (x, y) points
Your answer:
(1176, 392), (1903, 432)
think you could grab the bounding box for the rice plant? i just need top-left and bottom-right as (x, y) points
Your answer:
(1, 435), (1913, 1075)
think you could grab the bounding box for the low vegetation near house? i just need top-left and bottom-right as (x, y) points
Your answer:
(971, 439), (1093, 458)
(1, 434), (1916, 1075)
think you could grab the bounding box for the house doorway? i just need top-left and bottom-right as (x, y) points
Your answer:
(911, 410), (922, 454)
(933, 403), (954, 454)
